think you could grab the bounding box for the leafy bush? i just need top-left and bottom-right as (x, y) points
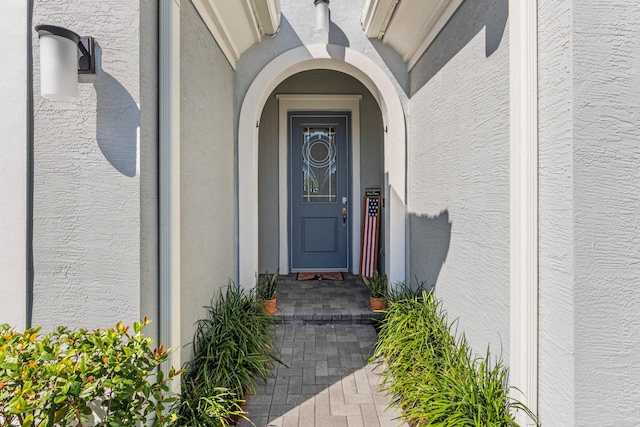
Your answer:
(372, 290), (538, 426)
(0, 319), (179, 427)
(174, 283), (282, 426)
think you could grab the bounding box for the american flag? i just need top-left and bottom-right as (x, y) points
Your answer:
(360, 195), (380, 278)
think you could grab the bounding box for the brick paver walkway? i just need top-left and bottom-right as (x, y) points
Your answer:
(273, 275), (384, 325)
(238, 324), (407, 427)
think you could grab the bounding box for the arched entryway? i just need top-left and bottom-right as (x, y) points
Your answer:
(238, 44), (406, 287)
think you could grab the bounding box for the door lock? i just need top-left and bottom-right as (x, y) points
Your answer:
(342, 208), (347, 227)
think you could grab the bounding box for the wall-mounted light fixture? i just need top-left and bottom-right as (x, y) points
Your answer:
(314, 0), (330, 33)
(35, 25), (95, 101)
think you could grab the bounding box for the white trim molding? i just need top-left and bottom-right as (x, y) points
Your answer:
(238, 44), (406, 289)
(276, 94), (362, 275)
(361, 0), (400, 39)
(159, 0), (181, 390)
(191, 0), (280, 68)
(360, 0), (464, 70)
(509, 0), (538, 424)
(249, 0), (281, 36)
(0, 1), (29, 330)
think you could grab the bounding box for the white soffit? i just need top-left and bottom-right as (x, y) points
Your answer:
(361, 0), (464, 70)
(192, 0), (281, 68)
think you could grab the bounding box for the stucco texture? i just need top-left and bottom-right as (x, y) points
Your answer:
(180, 0), (236, 362)
(31, 1), (145, 330)
(407, 0), (510, 359)
(572, 2), (640, 424)
(537, 0), (575, 424)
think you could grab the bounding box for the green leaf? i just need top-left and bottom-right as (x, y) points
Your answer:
(23, 414), (34, 427)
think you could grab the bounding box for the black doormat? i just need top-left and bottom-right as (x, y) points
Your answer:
(296, 272), (344, 281)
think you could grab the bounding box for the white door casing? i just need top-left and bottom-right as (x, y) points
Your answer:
(277, 95), (362, 275)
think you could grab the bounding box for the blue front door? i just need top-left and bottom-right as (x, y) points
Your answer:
(289, 113), (350, 271)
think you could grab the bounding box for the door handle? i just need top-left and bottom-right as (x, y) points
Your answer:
(342, 208), (347, 227)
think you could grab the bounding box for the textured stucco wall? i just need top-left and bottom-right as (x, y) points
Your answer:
(572, 2), (640, 424)
(0, 1), (29, 330)
(257, 70), (384, 272)
(537, 0), (575, 425)
(407, 0), (510, 357)
(180, 0), (235, 362)
(31, 1), (146, 330)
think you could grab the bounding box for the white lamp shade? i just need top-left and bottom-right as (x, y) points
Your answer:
(315, 0), (329, 33)
(36, 25), (80, 101)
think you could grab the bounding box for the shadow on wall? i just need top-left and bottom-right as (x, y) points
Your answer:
(409, 210), (452, 292)
(369, 39), (410, 96)
(90, 44), (140, 177)
(234, 15), (305, 131)
(409, 0), (508, 97)
(328, 14), (350, 47)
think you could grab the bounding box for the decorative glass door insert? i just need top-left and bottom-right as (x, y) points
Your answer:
(302, 127), (337, 203)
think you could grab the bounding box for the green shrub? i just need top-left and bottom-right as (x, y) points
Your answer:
(372, 291), (538, 426)
(0, 319), (179, 427)
(174, 283), (282, 426)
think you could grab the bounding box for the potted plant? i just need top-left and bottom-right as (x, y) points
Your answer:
(257, 270), (278, 314)
(362, 270), (388, 311)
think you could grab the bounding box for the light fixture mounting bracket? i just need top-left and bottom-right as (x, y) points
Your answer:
(78, 36), (95, 74)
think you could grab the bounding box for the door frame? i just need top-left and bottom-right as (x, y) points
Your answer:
(277, 94), (362, 275)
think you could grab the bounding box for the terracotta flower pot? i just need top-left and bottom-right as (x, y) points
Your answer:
(369, 296), (386, 311)
(263, 297), (277, 314)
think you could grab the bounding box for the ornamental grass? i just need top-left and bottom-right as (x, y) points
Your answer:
(174, 283), (282, 426)
(372, 289), (538, 427)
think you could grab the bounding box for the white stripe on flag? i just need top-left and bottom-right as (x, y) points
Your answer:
(368, 215), (377, 275)
(364, 217), (370, 276)
(360, 195), (380, 278)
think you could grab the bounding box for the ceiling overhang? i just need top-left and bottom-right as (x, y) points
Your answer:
(192, 0), (281, 69)
(361, 0), (464, 70)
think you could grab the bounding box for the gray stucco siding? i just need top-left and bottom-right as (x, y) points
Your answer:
(180, 0), (236, 363)
(537, 0), (575, 425)
(572, 2), (640, 424)
(31, 0), (144, 330)
(407, 0), (510, 362)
